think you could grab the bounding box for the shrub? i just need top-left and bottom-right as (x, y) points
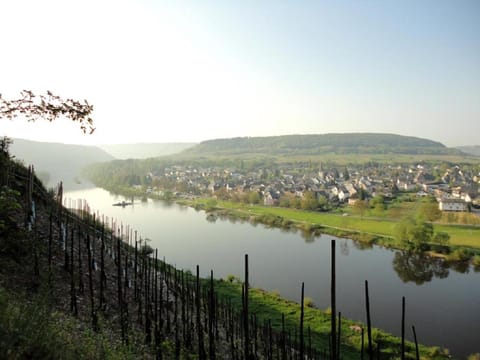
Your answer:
(472, 255), (480, 267)
(303, 297), (315, 308)
(446, 248), (470, 262)
(225, 274), (240, 283)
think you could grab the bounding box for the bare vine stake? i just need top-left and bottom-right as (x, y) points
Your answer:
(158, 262), (164, 359)
(154, 249), (159, 351)
(300, 282), (305, 359)
(361, 327), (364, 360)
(401, 296), (405, 360)
(86, 235), (98, 331)
(99, 225), (105, 310)
(165, 265), (170, 334)
(308, 326), (312, 359)
(268, 319), (273, 359)
(365, 280), (373, 360)
(175, 268), (180, 360)
(281, 313), (286, 360)
(145, 257), (152, 344)
(117, 238), (125, 343)
(230, 307), (235, 360)
(196, 265), (206, 360)
(331, 239), (337, 360)
(253, 313), (258, 356)
(48, 211), (52, 272)
(337, 312), (342, 360)
(244, 254), (250, 360)
(57, 181), (63, 224)
(78, 226), (84, 294)
(181, 270), (186, 344)
(64, 214), (69, 271)
(412, 326), (420, 360)
(137, 249), (143, 325)
(209, 270), (216, 360)
(124, 250), (129, 289)
(70, 227), (77, 316)
(92, 214), (96, 269)
(134, 233), (138, 300)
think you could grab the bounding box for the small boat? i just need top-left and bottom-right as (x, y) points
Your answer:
(112, 200), (133, 207)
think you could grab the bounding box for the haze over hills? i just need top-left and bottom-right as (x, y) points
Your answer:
(7, 134), (476, 190)
(99, 143), (196, 159)
(10, 138), (115, 189)
(182, 133), (466, 157)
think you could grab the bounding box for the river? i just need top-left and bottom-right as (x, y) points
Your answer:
(65, 186), (480, 357)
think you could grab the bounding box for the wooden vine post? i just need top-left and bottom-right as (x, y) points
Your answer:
(331, 240), (337, 360)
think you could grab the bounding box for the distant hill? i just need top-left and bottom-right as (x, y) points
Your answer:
(183, 133), (463, 157)
(99, 143), (196, 159)
(456, 145), (480, 156)
(10, 138), (115, 189)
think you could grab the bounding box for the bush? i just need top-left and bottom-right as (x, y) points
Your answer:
(303, 297), (315, 308)
(446, 248), (470, 262)
(472, 255), (480, 267)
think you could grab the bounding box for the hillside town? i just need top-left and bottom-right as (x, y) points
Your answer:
(139, 161), (480, 212)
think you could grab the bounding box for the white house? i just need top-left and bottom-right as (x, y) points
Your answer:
(438, 198), (468, 212)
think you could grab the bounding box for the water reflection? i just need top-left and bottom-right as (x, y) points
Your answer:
(352, 240), (373, 251)
(450, 261), (470, 274)
(340, 240), (349, 256)
(299, 229), (316, 243)
(392, 252), (449, 285)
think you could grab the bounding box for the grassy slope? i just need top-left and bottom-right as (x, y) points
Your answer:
(213, 279), (449, 359)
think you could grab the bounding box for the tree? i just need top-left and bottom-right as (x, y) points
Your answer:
(433, 231), (450, 246)
(416, 198), (442, 222)
(352, 199), (369, 219)
(0, 90), (95, 134)
(300, 191), (318, 211)
(394, 216), (434, 252)
(369, 194), (385, 215)
(247, 191), (261, 204)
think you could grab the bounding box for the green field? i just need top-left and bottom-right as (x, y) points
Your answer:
(190, 199), (480, 251)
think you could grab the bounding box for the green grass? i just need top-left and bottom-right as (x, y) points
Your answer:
(0, 287), (143, 360)
(213, 279), (450, 359)
(189, 199), (480, 251)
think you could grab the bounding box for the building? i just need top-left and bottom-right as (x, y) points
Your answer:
(438, 198), (468, 212)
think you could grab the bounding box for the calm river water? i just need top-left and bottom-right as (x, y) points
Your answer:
(65, 186), (480, 357)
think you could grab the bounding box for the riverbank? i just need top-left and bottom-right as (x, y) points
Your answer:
(88, 182), (480, 251)
(209, 277), (451, 359)
(179, 197), (480, 259)
(63, 185), (480, 357)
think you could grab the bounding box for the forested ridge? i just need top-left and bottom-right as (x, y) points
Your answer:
(183, 133), (463, 156)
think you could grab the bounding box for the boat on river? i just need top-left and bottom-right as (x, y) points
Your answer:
(112, 200), (133, 207)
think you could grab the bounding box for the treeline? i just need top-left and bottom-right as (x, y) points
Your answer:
(183, 133), (461, 156)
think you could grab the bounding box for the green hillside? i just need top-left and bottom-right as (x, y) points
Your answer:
(183, 133), (463, 157)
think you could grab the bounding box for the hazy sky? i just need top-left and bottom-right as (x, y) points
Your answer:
(1, 0), (479, 146)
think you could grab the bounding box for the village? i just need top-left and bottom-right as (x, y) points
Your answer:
(139, 161), (480, 214)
